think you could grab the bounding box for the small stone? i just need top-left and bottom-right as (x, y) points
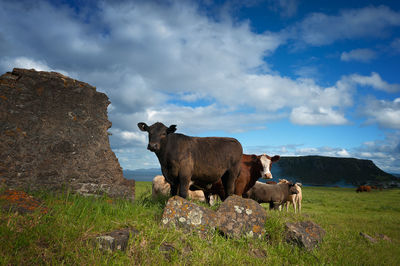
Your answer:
(93, 228), (138, 252)
(360, 232), (377, 243)
(285, 221), (325, 250)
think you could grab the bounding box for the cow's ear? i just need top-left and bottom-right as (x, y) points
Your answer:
(271, 155), (280, 162)
(137, 122), (149, 132)
(167, 124), (177, 134)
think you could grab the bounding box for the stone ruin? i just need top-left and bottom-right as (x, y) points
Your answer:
(0, 68), (134, 199)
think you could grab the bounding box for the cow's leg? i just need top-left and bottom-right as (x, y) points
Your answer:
(166, 167), (179, 197)
(234, 178), (247, 196)
(298, 200), (301, 213)
(170, 183), (178, 197)
(178, 166), (192, 199)
(293, 200), (297, 213)
(272, 202), (280, 210)
(203, 190), (212, 205)
(222, 167), (240, 200)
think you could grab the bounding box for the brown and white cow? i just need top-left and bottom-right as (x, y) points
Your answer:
(206, 154), (280, 202)
(138, 122), (243, 200)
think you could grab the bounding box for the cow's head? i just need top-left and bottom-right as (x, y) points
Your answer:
(289, 183), (299, 195)
(137, 122), (177, 152)
(259, 154), (280, 179)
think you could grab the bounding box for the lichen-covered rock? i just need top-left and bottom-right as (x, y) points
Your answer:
(216, 195), (267, 239)
(161, 196), (218, 234)
(0, 68), (134, 199)
(285, 221), (325, 250)
(94, 228), (139, 251)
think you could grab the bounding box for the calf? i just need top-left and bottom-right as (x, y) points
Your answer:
(244, 181), (298, 210)
(279, 179), (302, 213)
(138, 122), (242, 200)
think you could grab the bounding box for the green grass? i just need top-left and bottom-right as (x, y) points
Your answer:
(1, 183), (399, 265)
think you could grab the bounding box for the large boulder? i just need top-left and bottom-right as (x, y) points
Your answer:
(217, 195), (267, 239)
(161, 196), (218, 235)
(0, 68), (134, 199)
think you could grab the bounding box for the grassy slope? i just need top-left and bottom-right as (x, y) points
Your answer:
(1, 182), (399, 265)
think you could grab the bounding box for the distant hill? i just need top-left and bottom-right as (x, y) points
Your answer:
(123, 168), (161, 181)
(271, 156), (398, 187)
(392, 173), (400, 178)
(124, 156), (399, 187)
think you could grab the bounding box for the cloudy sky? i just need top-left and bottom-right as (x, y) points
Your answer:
(1, 0), (399, 173)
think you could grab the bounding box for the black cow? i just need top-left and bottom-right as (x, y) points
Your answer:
(244, 181), (298, 210)
(138, 122), (243, 200)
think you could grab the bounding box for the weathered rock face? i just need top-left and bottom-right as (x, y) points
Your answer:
(216, 195), (267, 239)
(0, 68), (134, 199)
(161, 195), (267, 239)
(285, 221), (325, 250)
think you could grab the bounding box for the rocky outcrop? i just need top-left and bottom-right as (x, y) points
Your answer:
(161, 195), (267, 239)
(285, 221), (325, 250)
(0, 68), (134, 199)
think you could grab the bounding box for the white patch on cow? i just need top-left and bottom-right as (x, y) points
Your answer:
(260, 154), (272, 179)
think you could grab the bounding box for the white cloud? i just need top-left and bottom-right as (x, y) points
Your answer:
(358, 97), (400, 129)
(290, 106), (348, 125)
(354, 132), (400, 173)
(288, 5), (400, 46)
(0, 0), (362, 132)
(349, 72), (400, 93)
(0, 56), (71, 76)
(337, 149), (350, 157)
(340, 48), (377, 62)
(293, 66), (319, 78)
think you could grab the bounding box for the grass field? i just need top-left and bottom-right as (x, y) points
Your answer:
(1, 182), (400, 265)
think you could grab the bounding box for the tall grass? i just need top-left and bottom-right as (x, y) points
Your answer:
(1, 183), (399, 265)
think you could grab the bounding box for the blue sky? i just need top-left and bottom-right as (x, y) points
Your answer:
(1, 0), (399, 172)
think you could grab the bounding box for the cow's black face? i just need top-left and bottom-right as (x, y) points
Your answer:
(138, 122), (177, 152)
